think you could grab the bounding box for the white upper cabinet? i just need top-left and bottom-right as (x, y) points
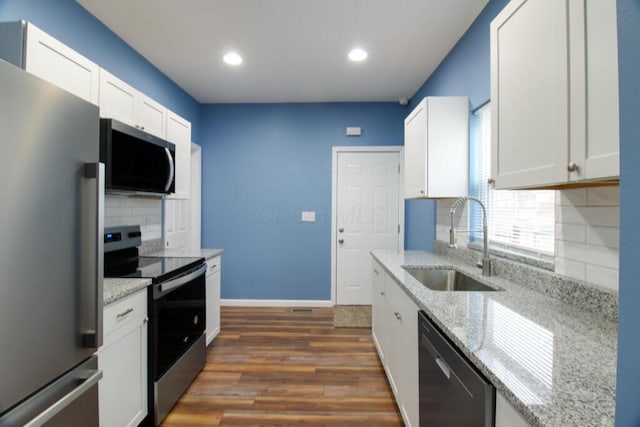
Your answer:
(99, 68), (137, 125)
(138, 94), (167, 139)
(404, 97), (469, 199)
(165, 110), (192, 199)
(99, 68), (167, 139)
(23, 22), (99, 105)
(490, 0), (619, 189)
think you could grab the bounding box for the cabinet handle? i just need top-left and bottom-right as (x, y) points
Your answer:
(339, 227), (344, 233)
(338, 238), (344, 244)
(394, 311), (401, 320)
(380, 291), (385, 296)
(140, 126), (145, 130)
(419, 189), (425, 194)
(116, 308), (134, 319)
(143, 317), (149, 324)
(567, 162), (579, 173)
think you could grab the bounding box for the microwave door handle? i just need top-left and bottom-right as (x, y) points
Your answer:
(164, 147), (174, 192)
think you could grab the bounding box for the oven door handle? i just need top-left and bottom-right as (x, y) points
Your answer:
(157, 264), (207, 296)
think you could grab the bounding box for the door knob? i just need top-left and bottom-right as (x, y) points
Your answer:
(339, 228), (344, 233)
(338, 238), (344, 244)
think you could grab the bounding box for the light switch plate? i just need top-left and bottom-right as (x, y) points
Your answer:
(301, 211), (316, 222)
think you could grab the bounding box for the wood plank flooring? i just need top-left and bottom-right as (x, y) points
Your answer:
(161, 306), (403, 426)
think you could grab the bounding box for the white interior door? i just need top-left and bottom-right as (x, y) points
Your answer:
(336, 151), (401, 305)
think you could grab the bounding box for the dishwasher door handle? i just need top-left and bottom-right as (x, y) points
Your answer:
(435, 356), (451, 379)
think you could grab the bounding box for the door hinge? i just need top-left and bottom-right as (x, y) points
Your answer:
(398, 164), (401, 174)
(398, 224), (401, 234)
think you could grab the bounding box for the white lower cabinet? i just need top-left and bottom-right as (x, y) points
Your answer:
(371, 259), (418, 427)
(206, 256), (221, 346)
(371, 261), (387, 363)
(496, 391), (531, 427)
(99, 290), (148, 427)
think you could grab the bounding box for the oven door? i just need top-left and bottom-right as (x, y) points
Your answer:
(150, 263), (206, 381)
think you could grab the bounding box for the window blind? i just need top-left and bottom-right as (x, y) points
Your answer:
(472, 104), (555, 256)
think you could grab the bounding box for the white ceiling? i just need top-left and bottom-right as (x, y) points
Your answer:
(76, 0), (488, 104)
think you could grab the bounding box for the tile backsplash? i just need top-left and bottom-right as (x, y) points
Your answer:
(555, 187), (619, 291)
(435, 186), (620, 292)
(105, 195), (162, 241)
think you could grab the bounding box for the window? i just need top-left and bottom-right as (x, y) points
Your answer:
(470, 103), (555, 257)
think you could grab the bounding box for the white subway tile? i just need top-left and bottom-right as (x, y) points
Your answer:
(555, 223), (586, 243)
(586, 226), (620, 249)
(556, 241), (618, 269)
(555, 257), (586, 281)
(557, 189), (587, 206)
(586, 264), (619, 291)
(556, 206), (619, 227)
(105, 207), (132, 218)
(587, 186), (619, 206)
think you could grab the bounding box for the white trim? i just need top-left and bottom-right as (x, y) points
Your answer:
(221, 299), (333, 307)
(330, 146), (405, 305)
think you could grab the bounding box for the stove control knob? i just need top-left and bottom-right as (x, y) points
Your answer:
(193, 315), (199, 325)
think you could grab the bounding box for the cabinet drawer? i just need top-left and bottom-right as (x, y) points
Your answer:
(104, 290), (147, 337)
(206, 256), (220, 274)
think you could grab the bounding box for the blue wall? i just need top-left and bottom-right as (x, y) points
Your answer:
(403, 0), (510, 251)
(615, 0), (640, 424)
(0, 0), (200, 140)
(200, 103), (404, 300)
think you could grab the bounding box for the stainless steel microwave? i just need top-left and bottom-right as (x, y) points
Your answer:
(100, 119), (175, 196)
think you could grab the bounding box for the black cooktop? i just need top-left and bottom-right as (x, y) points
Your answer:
(104, 254), (205, 284)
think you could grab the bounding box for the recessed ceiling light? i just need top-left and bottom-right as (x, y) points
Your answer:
(223, 52), (243, 66)
(348, 48), (368, 62)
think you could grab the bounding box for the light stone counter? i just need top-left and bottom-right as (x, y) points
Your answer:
(103, 278), (151, 306)
(149, 248), (223, 261)
(372, 250), (617, 427)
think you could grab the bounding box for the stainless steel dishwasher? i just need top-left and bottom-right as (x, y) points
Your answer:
(419, 311), (495, 426)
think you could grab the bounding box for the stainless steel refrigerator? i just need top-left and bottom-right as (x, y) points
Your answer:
(0, 59), (104, 426)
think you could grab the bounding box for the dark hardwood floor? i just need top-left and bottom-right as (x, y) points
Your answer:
(161, 306), (403, 426)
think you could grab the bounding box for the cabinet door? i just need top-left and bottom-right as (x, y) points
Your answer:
(99, 292), (148, 427)
(371, 260), (387, 362)
(166, 111), (192, 199)
(99, 68), (137, 125)
(491, 0), (569, 189)
(496, 391), (531, 427)
(24, 23), (99, 105)
(404, 99), (427, 198)
(164, 198), (190, 250)
(386, 296), (403, 400)
(569, 0), (619, 181)
(137, 94), (167, 139)
(206, 256), (221, 346)
(399, 288), (419, 427)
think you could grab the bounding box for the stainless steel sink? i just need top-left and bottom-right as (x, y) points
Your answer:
(403, 267), (500, 292)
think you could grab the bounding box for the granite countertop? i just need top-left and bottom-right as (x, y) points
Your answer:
(372, 250), (617, 427)
(149, 247), (223, 260)
(104, 278), (151, 306)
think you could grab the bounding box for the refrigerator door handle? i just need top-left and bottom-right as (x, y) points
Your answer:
(82, 162), (104, 348)
(23, 369), (103, 427)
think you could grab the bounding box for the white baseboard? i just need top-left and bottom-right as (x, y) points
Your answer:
(221, 299), (333, 308)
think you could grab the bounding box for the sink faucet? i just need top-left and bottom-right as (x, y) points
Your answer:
(449, 196), (492, 276)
